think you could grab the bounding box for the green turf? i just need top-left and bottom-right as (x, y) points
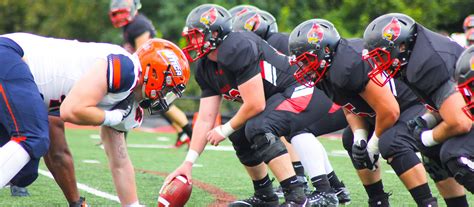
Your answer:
(0, 129), (473, 206)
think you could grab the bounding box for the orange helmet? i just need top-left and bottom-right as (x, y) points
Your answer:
(136, 38), (190, 113)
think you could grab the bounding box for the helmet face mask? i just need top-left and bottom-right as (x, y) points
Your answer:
(458, 77), (474, 121)
(291, 52), (328, 87)
(363, 47), (401, 87)
(182, 27), (213, 62)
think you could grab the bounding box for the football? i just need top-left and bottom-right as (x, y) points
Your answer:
(157, 175), (193, 207)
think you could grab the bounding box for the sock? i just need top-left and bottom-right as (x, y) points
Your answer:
(252, 174), (272, 191)
(311, 174), (333, 193)
(291, 133), (326, 178)
(444, 195), (468, 207)
(364, 180), (385, 199)
(408, 183), (433, 206)
(327, 171), (344, 188)
(182, 123), (193, 138)
(292, 161), (305, 177)
(280, 176), (306, 204)
(280, 176), (300, 190)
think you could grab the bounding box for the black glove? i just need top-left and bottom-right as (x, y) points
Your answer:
(352, 140), (379, 171)
(407, 116), (430, 153)
(111, 93), (134, 119)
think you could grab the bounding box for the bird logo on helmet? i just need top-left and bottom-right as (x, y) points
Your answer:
(307, 23), (324, 44)
(470, 55), (474, 71)
(244, 14), (261, 32)
(382, 18), (402, 42)
(200, 7), (217, 26)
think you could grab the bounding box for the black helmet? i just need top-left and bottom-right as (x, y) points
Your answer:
(229, 4), (259, 20)
(259, 10), (278, 33)
(454, 46), (474, 120)
(288, 19), (340, 87)
(232, 11), (271, 39)
(362, 13), (417, 87)
(182, 4), (232, 62)
(109, 0), (142, 28)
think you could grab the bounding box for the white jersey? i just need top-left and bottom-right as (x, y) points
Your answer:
(2, 33), (143, 131)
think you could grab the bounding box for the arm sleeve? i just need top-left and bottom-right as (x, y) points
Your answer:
(106, 54), (137, 93)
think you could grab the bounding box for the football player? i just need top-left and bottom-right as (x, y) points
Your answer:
(452, 45), (474, 194)
(363, 13), (470, 206)
(109, 0), (193, 148)
(0, 33), (189, 206)
(165, 4), (350, 206)
(288, 19), (443, 206)
(233, 9), (351, 204)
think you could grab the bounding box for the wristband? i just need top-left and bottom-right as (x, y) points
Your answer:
(421, 130), (439, 147)
(421, 113), (440, 128)
(353, 129), (368, 145)
(185, 149), (199, 164)
(214, 122), (236, 138)
(102, 110), (123, 126)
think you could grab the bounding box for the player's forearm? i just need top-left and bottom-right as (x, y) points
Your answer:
(344, 109), (368, 132)
(60, 106), (105, 125)
(189, 119), (214, 154)
(374, 111), (397, 137)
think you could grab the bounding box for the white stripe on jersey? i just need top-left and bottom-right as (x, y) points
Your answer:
(262, 61), (278, 86)
(291, 85), (314, 98)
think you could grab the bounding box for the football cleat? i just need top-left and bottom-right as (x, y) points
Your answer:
(307, 191), (339, 207)
(228, 193), (279, 207)
(174, 132), (191, 148)
(368, 192), (391, 207)
(69, 197), (88, 207)
(10, 185), (29, 197)
(279, 198), (308, 207)
(333, 182), (351, 205)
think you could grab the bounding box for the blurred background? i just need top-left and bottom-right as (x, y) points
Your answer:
(1, 0), (473, 114)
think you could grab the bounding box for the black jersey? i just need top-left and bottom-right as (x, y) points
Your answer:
(266, 32), (290, 55)
(122, 13), (156, 49)
(195, 31), (297, 102)
(317, 38), (418, 118)
(400, 24), (464, 110)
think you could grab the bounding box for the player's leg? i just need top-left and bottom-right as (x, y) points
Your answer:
(244, 87), (334, 206)
(306, 106), (351, 204)
(342, 126), (390, 207)
(0, 41), (49, 188)
(100, 126), (139, 205)
(165, 105), (193, 137)
(378, 105), (437, 206)
(228, 128), (279, 207)
(43, 116), (87, 206)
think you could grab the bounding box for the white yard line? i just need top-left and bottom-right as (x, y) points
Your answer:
(127, 144), (235, 151)
(38, 169), (120, 203)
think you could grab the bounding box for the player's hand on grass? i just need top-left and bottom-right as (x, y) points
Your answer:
(165, 161), (194, 185)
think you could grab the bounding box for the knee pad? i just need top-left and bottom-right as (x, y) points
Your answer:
(341, 127), (354, 152)
(446, 157), (474, 193)
(9, 159), (40, 187)
(251, 133), (287, 164)
(235, 150), (263, 167)
(388, 151), (421, 176)
(421, 154), (450, 182)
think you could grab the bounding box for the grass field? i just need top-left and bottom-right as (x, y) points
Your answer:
(0, 128), (473, 206)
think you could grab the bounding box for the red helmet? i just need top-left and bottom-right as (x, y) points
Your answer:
(136, 38), (190, 113)
(466, 28), (474, 46)
(109, 0), (141, 28)
(463, 15), (474, 32)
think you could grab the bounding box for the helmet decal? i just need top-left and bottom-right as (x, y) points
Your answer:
(236, 8), (250, 17)
(244, 14), (261, 32)
(200, 7), (218, 26)
(382, 18), (401, 42)
(157, 50), (183, 76)
(307, 23), (324, 44)
(470, 55), (474, 71)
